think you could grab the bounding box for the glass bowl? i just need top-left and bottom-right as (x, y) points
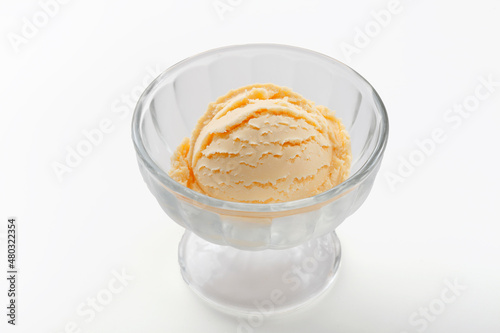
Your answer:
(132, 44), (389, 314)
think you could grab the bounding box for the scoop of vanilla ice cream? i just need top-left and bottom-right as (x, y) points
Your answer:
(168, 83), (351, 203)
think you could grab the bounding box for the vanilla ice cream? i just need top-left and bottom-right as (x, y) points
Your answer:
(168, 83), (351, 203)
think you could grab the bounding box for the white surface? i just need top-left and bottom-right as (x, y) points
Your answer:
(1, 0), (499, 332)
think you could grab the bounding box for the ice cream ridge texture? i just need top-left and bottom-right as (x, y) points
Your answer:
(169, 83), (352, 203)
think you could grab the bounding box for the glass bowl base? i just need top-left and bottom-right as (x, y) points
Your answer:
(178, 230), (341, 315)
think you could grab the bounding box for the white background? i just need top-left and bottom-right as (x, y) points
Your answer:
(1, 0), (500, 332)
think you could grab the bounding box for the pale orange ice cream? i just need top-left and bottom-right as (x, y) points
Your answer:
(168, 83), (351, 203)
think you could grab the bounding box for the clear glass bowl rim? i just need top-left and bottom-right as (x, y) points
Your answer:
(131, 43), (389, 213)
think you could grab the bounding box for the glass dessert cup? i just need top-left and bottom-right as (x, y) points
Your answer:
(132, 44), (389, 314)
